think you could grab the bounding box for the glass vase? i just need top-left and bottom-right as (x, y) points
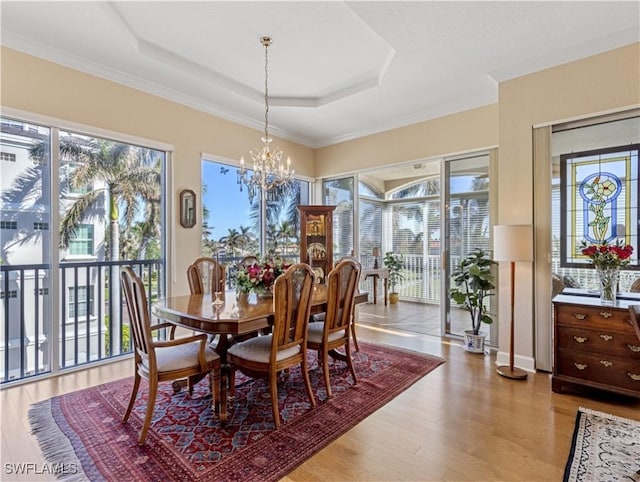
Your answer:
(596, 266), (619, 304)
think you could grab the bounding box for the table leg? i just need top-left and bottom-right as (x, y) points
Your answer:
(383, 277), (388, 306)
(372, 275), (378, 304)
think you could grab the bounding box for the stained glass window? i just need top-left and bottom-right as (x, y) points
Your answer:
(560, 144), (639, 268)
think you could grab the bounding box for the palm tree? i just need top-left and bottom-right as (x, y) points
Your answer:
(220, 228), (242, 257)
(30, 136), (161, 258)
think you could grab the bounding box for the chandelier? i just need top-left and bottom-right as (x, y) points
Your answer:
(238, 36), (294, 202)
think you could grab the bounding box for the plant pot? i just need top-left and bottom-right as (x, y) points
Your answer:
(463, 330), (487, 354)
(389, 292), (400, 304)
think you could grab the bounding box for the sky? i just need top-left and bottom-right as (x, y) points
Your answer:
(202, 160), (254, 239)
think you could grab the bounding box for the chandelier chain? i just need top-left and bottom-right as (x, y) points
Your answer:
(237, 35), (294, 203)
(264, 40), (269, 140)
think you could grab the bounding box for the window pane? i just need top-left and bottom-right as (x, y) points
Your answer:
(0, 118), (52, 380)
(324, 177), (354, 261)
(68, 224), (94, 256)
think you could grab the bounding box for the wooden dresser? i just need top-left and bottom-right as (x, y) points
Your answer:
(552, 294), (640, 398)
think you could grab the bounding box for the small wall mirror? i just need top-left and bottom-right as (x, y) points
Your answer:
(180, 189), (196, 228)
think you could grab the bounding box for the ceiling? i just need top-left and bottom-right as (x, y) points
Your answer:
(2, 1), (639, 149)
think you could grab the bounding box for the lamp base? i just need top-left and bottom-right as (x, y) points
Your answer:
(496, 365), (528, 380)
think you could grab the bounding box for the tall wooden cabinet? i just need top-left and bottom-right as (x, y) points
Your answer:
(552, 294), (640, 398)
(297, 205), (335, 283)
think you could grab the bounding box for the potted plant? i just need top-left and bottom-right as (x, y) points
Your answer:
(449, 248), (496, 353)
(383, 251), (405, 304)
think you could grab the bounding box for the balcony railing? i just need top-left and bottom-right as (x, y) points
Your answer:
(1, 259), (163, 385)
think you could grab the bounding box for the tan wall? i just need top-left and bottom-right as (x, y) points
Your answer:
(1, 47), (314, 295)
(497, 43), (640, 368)
(315, 104), (499, 177)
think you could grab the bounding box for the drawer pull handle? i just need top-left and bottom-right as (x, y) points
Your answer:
(628, 345), (640, 353)
(574, 363), (588, 370)
(599, 360), (613, 367)
(628, 373), (640, 381)
(573, 313), (587, 320)
(599, 334), (613, 341)
(599, 311), (613, 319)
(573, 336), (587, 343)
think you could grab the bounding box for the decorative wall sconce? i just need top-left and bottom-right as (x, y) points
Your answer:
(180, 189), (196, 228)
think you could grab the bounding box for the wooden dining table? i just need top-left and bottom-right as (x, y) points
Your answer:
(151, 284), (369, 363)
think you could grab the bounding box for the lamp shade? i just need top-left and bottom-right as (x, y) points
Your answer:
(493, 225), (533, 262)
(372, 247), (381, 257)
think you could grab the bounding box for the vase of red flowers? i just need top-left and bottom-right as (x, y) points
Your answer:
(581, 240), (633, 304)
(235, 256), (290, 296)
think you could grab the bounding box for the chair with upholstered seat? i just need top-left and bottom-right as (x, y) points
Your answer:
(312, 256), (363, 351)
(227, 263), (316, 429)
(187, 257), (226, 298)
(306, 259), (360, 397)
(630, 278), (640, 293)
(121, 266), (225, 445)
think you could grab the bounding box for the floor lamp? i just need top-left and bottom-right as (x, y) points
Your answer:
(493, 224), (533, 380)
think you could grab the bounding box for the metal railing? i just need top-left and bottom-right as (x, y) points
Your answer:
(1, 259), (163, 385)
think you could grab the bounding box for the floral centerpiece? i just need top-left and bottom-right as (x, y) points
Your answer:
(581, 240), (633, 303)
(235, 256), (290, 295)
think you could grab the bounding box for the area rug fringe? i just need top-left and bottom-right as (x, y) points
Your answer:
(28, 399), (88, 481)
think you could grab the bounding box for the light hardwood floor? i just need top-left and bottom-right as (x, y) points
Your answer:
(2, 302), (639, 481)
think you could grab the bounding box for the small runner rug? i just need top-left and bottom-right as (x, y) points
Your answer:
(564, 407), (640, 482)
(29, 342), (444, 482)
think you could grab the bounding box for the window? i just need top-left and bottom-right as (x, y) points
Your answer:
(0, 221), (17, 229)
(560, 144), (639, 268)
(68, 224), (94, 256)
(68, 286), (94, 318)
(324, 178), (354, 260)
(33, 222), (49, 230)
(0, 290), (18, 299)
(64, 162), (92, 195)
(1, 152), (16, 162)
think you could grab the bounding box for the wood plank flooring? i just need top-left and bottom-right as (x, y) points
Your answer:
(2, 301), (639, 481)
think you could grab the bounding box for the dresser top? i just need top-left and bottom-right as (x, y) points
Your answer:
(553, 291), (640, 309)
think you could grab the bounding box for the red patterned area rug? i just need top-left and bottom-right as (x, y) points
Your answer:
(29, 342), (444, 481)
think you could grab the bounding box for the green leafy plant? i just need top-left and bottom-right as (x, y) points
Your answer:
(383, 251), (405, 293)
(449, 248), (496, 335)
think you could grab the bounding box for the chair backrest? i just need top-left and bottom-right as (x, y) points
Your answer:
(121, 266), (153, 361)
(272, 263), (315, 354)
(238, 255), (259, 269)
(630, 278), (640, 293)
(187, 257), (226, 296)
(339, 255), (362, 287)
(324, 259), (360, 335)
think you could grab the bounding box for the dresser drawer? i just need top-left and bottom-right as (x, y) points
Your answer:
(556, 349), (640, 392)
(555, 303), (635, 333)
(556, 326), (640, 360)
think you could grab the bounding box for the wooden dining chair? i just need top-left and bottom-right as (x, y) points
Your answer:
(307, 259), (360, 397)
(187, 257), (226, 298)
(312, 255), (363, 351)
(121, 266), (225, 445)
(238, 255), (260, 269)
(227, 263), (317, 429)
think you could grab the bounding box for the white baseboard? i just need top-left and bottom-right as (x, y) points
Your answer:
(495, 351), (536, 372)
